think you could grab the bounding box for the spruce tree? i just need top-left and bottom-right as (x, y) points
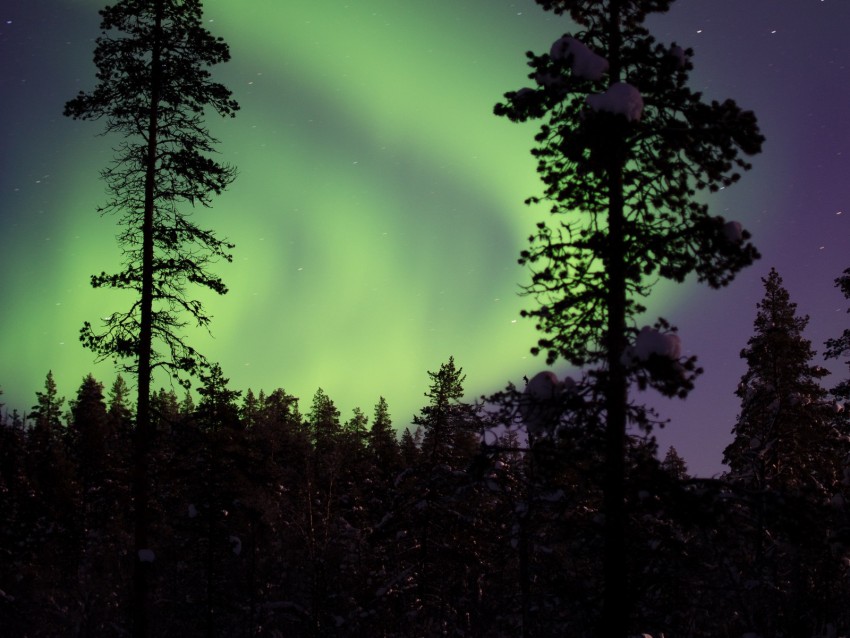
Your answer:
(495, 1), (762, 633)
(196, 363), (242, 431)
(68, 374), (129, 634)
(345, 406), (369, 438)
(399, 427), (421, 467)
(28, 370), (65, 442)
(400, 359), (485, 632)
(27, 372), (75, 520)
(69, 374), (111, 485)
(259, 388), (301, 430)
(723, 268), (838, 493)
(240, 388), (260, 429)
(660, 445), (688, 480)
(107, 374), (134, 434)
(26, 372), (78, 581)
(309, 388), (342, 454)
(721, 268), (845, 638)
(368, 396), (401, 477)
(414, 357), (479, 468)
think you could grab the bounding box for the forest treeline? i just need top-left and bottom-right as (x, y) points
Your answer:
(3, 269), (850, 637)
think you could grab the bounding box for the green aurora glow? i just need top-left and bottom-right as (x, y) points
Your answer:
(1, 0), (784, 436)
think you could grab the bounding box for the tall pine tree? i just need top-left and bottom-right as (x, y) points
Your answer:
(64, 1), (238, 634)
(495, 1), (762, 633)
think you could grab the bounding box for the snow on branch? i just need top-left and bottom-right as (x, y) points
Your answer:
(723, 220), (744, 243)
(521, 371), (576, 436)
(586, 82), (644, 121)
(670, 44), (688, 68)
(550, 35), (609, 81)
(624, 326), (682, 363)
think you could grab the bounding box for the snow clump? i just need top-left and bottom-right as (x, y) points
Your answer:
(524, 371), (560, 404)
(625, 326), (681, 363)
(586, 82), (643, 121)
(670, 44), (687, 67)
(723, 220), (744, 243)
(521, 371), (575, 437)
(550, 35), (609, 81)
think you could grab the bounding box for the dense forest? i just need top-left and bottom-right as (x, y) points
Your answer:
(3, 268), (850, 637)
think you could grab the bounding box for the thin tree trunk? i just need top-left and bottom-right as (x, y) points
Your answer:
(600, 2), (629, 636)
(133, 2), (163, 636)
(601, 157), (628, 638)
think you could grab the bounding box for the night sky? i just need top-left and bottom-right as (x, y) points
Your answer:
(2, 0), (849, 476)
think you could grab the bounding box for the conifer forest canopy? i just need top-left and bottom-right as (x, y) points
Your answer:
(2, 0), (850, 475)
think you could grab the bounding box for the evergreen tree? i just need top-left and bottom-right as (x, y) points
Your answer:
(107, 374), (134, 434)
(240, 388), (260, 429)
(27, 372), (75, 522)
(150, 387), (181, 432)
(414, 357), (479, 468)
(28, 370), (65, 443)
(65, 3), (238, 631)
(196, 363), (242, 430)
(723, 268), (838, 493)
(399, 426), (421, 467)
(0, 392), (38, 636)
(179, 387), (196, 419)
(7, 408), (24, 430)
(65, 0), (238, 387)
(345, 406), (369, 439)
(259, 388), (301, 430)
(391, 359), (488, 633)
(495, 1), (762, 633)
(22, 372), (81, 628)
(308, 388), (342, 453)
(660, 445), (688, 480)
(69, 374), (111, 482)
(368, 396), (401, 477)
(68, 374), (131, 634)
(722, 268), (845, 636)
(342, 406), (371, 482)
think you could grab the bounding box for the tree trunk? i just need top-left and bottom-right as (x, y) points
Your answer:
(132, 2), (163, 636)
(600, 2), (629, 636)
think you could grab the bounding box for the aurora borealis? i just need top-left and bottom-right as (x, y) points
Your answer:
(2, 0), (850, 475)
